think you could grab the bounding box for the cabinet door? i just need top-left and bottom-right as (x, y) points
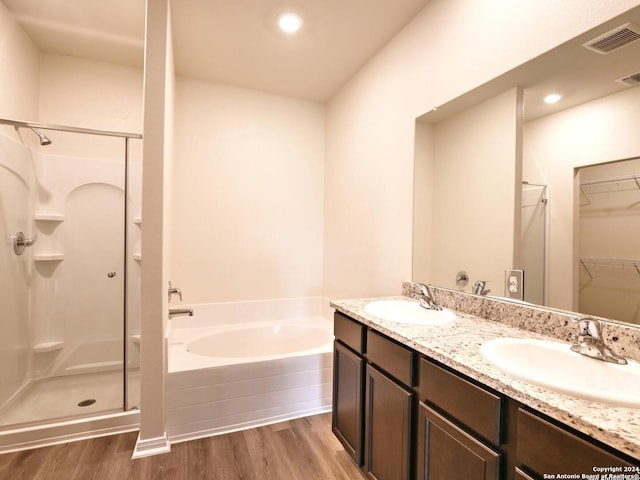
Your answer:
(416, 402), (501, 480)
(364, 364), (412, 480)
(332, 341), (365, 465)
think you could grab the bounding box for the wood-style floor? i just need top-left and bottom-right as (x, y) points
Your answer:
(0, 412), (366, 480)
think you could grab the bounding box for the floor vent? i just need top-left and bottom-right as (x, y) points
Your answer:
(616, 71), (640, 86)
(583, 22), (640, 54)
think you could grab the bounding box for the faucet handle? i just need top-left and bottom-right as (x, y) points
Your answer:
(168, 281), (183, 303)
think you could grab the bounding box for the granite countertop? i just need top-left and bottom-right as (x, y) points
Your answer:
(330, 295), (640, 461)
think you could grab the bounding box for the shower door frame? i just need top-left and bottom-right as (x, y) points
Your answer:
(0, 117), (142, 414)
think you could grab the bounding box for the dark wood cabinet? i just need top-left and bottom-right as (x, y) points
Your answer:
(331, 310), (640, 480)
(364, 364), (412, 480)
(332, 340), (365, 465)
(416, 402), (501, 480)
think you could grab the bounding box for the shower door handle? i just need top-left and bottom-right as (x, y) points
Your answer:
(107, 272), (117, 278)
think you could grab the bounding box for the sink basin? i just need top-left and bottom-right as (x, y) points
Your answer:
(364, 300), (456, 326)
(480, 337), (640, 408)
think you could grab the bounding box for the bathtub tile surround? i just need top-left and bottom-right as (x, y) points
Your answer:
(331, 288), (640, 460)
(165, 297), (334, 444)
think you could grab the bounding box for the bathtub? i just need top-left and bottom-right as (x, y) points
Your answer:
(165, 297), (334, 443)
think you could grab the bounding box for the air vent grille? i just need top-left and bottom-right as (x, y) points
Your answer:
(583, 23), (640, 54)
(617, 71), (640, 86)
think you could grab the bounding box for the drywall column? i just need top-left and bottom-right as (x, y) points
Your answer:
(134, 0), (173, 458)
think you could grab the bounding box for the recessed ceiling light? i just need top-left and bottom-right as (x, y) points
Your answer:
(278, 13), (303, 34)
(544, 93), (562, 104)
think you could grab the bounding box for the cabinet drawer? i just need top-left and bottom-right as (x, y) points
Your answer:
(334, 312), (366, 354)
(417, 357), (501, 445)
(517, 409), (635, 475)
(366, 330), (413, 386)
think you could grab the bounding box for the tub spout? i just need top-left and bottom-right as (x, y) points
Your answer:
(169, 308), (193, 318)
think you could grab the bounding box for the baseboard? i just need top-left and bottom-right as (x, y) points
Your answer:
(168, 405), (332, 445)
(0, 410), (140, 454)
(132, 432), (171, 459)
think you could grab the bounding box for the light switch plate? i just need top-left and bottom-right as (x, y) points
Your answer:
(505, 269), (524, 300)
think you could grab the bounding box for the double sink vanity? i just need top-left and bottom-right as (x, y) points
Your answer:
(330, 283), (640, 479)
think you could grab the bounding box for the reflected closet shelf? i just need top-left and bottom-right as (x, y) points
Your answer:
(580, 257), (640, 279)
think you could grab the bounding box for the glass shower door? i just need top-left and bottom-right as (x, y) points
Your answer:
(0, 131), (32, 423)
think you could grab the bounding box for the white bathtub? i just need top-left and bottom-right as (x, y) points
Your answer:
(165, 297), (334, 443)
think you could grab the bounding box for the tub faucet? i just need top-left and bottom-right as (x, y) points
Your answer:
(416, 283), (442, 311)
(570, 316), (627, 365)
(169, 308), (193, 318)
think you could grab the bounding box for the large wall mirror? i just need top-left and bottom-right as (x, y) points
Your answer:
(413, 5), (640, 326)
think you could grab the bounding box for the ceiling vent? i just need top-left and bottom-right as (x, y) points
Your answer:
(583, 22), (640, 54)
(616, 71), (640, 86)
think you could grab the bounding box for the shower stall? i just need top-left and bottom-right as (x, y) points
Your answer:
(0, 118), (141, 447)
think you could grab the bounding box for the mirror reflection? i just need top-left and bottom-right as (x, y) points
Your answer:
(413, 5), (640, 326)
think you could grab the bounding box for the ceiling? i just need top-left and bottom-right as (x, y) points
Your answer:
(2, 0), (430, 102)
(418, 5), (640, 123)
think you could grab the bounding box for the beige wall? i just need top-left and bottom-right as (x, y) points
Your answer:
(524, 86), (640, 312)
(323, 0), (640, 300)
(171, 78), (325, 304)
(0, 1), (39, 123)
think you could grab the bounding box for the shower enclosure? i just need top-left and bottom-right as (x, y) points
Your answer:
(520, 182), (548, 305)
(0, 118), (141, 437)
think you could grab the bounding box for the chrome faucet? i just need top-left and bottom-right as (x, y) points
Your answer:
(415, 283), (442, 311)
(472, 280), (491, 296)
(570, 316), (627, 365)
(168, 281), (192, 317)
(169, 308), (194, 318)
(168, 281), (182, 303)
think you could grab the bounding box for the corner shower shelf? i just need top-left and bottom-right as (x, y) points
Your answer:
(33, 253), (64, 262)
(133, 217), (142, 225)
(33, 341), (64, 353)
(133, 253), (142, 261)
(34, 213), (65, 222)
